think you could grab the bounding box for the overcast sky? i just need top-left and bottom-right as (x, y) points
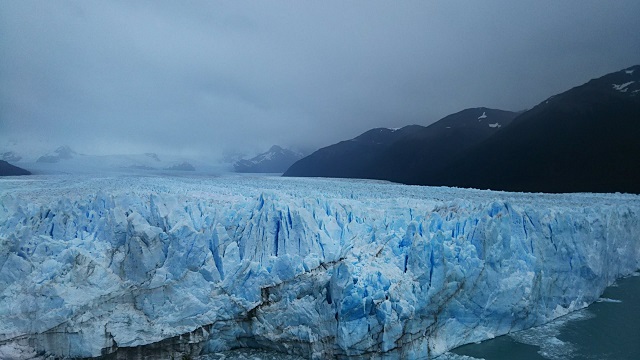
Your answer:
(1, 1), (639, 159)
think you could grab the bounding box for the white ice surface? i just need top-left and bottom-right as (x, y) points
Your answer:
(0, 174), (639, 359)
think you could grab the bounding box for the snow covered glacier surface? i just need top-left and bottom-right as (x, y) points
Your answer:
(0, 175), (639, 359)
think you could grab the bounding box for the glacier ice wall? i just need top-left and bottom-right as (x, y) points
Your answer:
(0, 175), (639, 359)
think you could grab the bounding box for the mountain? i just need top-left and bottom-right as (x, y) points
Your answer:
(1, 151), (22, 163)
(432, 65), (640, 193)
(374, 108), (519, 184)
(284, 108), (518, 180)
(286, 65), (640, 194)
(36, 145), (77, 163)
(234, 145), (304, 173)
(282, 125), (420, 178)
(0, 160), (31, 176)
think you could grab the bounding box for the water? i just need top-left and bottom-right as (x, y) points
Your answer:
(194, 274), (640, 360)
(195, 348), (305, 360)
(451, 273), (640, 360)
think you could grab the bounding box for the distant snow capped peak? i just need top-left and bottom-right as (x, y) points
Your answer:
(260, 145), (287, 161)
(234, 145), (304, 173)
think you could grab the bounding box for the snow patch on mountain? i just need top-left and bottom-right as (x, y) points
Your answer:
(612, 81), (635, 92)
(478, 112), (487, 120)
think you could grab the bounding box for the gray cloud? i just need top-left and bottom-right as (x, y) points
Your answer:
(2, 0), (639, 159)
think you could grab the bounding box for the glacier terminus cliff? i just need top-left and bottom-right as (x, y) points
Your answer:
(0, 175), (638, 359)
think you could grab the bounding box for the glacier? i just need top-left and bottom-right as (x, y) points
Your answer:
(0, 174), (639, 359)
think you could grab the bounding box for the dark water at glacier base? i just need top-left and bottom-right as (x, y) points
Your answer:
(452, 273), (640, 360)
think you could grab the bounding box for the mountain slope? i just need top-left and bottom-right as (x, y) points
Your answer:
(432, 65), (640, 193)
(1, 151), (22, 162)
(375, 108), (518, 184)
(234, 145), (303, 173)
(284, 108), (518, 180)
(0, 160), (31, 176)
(283, 125), (423, 178)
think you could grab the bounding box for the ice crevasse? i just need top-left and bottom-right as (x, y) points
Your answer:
(0, 175), (638, 359)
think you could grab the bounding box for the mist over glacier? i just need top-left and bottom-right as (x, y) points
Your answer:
(0, 174), (638, 359)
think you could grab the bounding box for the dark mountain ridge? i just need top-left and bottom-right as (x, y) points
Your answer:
(284, 108), (518, 180)
(0, 160), (31, 176)
(284, 65), (640, 194)
(431, 65), (640, 193)
(376, 108), (519, 184)
(283, 125), (423, 178)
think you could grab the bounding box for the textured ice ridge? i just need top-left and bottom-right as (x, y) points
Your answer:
(0, 175), (639, 359)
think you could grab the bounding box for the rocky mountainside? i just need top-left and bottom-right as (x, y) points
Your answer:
(0, 160), (30, 176)
(284, 108), (518, 181)
(432, 65), (640, 193)
(286, 65), (640, 194)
